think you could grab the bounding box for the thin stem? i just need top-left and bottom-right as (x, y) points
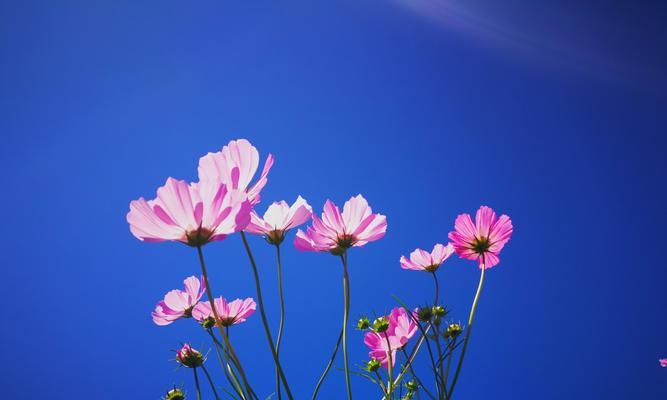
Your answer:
(443, 339), (454, 396)
(341, 252), (353, 400)
(432, 272), (446, 397)
(432, 272), (439, 307)
(383, 333), (394, 397)
(207, 328), (246, 400)
(275, 244), (285, 400)
(447, 266), (486, 399)
(202, 365), (221, 400)
(385, 325), (432, 400)
(196, 245), (256, 400)
(374, 370), (389, 397)
(401, 348), (435, 400)
(311, 328), (343, 400)
(240, 232), (294, 400)
(193, 368), (202, 400)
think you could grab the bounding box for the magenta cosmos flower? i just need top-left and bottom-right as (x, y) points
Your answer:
(448, 205), (513, 269)
(192, 296), (257, 327)
(294, 194), (387, 255)
(198, 139), (274, 206)
(660, 358), (667, 367)
(363, 307), (418, 368)
(245, 196), (313, 244)
(127, 177), (252, 246)
(152, 276), (205, 326)
(400, 243), (455, 272)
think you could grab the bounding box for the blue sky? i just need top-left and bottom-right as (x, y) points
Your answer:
(1, 1), (666, 399)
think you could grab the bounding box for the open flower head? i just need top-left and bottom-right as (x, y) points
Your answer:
(192, 297), (256, 327)
(400, 243), (454, 272)
(448, 205), (513, 269)
(246, 196), (312, 244)
(198, 139), (274, 205)
(294, 194), (387, 255)
(363, 307), (418, 368)
(127, 177), (252, 246)
(660, 358), (667, 368)
(152, 276), (205, 326)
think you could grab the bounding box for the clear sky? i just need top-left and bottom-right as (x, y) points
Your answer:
(1, 1), (666, 399)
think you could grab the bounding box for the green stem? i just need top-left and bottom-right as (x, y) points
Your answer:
(207, 329), (246, 400)
(447, 266), (486, 399)
(383, 333), (394, 398)
(196, 245), (256, 400)
(240, 232), (294, 400)
(193, 368), (202, 400)
(341, 252), (353, 400)
(374, 370), (388, 397)
(275, 244), (285, 400)
(401, 348), (435, 400)
(431, 272), (446, 397)
(202, 365), (221, 400)
(311, 328), (343, 399)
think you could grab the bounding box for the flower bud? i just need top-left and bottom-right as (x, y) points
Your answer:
(357, 317), (370, 330)
(405, 380), (419, 391)
(365, 359), (381, 372)
(432, 305), (446, 317)
(372, 316), (390, 333)
(164, 387), (186, 400)
(176, 343), (204, 368)
(416, 306), (432, 322)
(444, 323), (463, 339)
(200, 317), (216, 329)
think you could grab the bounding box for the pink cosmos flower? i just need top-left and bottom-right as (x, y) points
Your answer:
(660, 358), (667, 367)
(245, 196), (313, 244)
(448, 205), (513, 269)
(127, 177), (252, 246)
(363, 307), (418, 368)
(198, 139), (274, 205)
(152, 276), (205, 326)
(294, 194), (387, 255)
(192, 296), (257, 327)
(400, 243), (455, 272)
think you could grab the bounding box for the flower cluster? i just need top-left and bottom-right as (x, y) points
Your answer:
(127, 138), (515, 400)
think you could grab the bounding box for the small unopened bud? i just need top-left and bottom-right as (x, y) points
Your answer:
(372, 316), (390, 333)
(357, 317), (370, 330)
(432, 305), (446, 317)
(201, 317), (216, 329)
(365, 359), (381, 372)
(444, 323), (463, 339)
(406, 379), (419, 391)
(176, 343), (204, 368)
(417, 306), (433, 322)
(164, 387), (186, 400)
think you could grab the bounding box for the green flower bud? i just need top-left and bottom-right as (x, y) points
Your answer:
(406, 380), (419, 391)
(417, 306), (433, 322)
(164, 387), (186, 400)
(372, 316), (390, 333)
(176, 344), (204, 368)
(444, 323), (463, 339)
(365, 359), (382, 372)
(201, 317), (216, 329)
(357, 317), (370, 330)
(432, 305), (446, 317)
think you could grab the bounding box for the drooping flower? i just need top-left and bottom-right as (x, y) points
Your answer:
(245, 196), (313, 245)
(198, 139), (274, 205)
(176, 343), (204, 368)
(294, 194), (387, 255)
(400, 243), (455, 272)
(127, 177), (252, 246)
(363, 307), (418, 368)
(192, 296), (256, 327)
(448, 205), (513, 269)
(152, 276), (205, 326)
(660, 358), (667, 367)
